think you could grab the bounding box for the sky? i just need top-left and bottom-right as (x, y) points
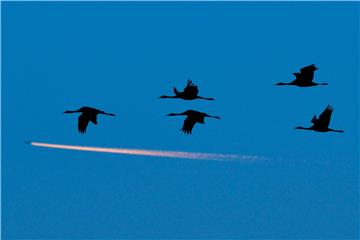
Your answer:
(2, 2), (359, 239)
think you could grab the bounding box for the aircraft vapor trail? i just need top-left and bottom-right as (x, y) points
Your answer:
(29, 141), (261, 162)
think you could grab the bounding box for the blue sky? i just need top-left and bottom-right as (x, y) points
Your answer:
(2, 2), (359, 239)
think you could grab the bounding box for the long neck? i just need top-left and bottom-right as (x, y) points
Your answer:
(296, 126), (313, 130)
(160, 95), (178, 99)
(275, 82), (292, 86)
(168, 113), (184, 116)
(197, 96), (215, 101)
(64, 110), (79, 113)
(316, 83), (328, 86)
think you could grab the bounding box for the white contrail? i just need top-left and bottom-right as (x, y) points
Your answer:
(29, 141), (262, 162)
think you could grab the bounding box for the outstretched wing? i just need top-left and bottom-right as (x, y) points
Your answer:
(317, 105), (334, 128)
(293, 72), (301, 79)
(183, 79), (199, 96)
(311, 114), (319, 125)
(173, 87), (180, 95)
(181, 116), (197, 135)
(299, 64), (316, 83)
(78, 113), (90, 134)
(300, 64), (316, 73)
(89, 113), (98, 125)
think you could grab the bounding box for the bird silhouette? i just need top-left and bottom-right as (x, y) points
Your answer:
(167, 110), (220, 134)
(295, 105), (343, 133)
(275, 64), (328, 87)
(63, 106), (115, 134)
(159, 79), (215, 100)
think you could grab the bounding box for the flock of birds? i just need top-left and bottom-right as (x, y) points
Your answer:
(64, 64), (344, 134)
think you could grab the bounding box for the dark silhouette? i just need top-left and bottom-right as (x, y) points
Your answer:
(275, 64), (328, 87)
(159, 79), (215, 100)
(167, 110), (220, 134)
(295, 105), (344, 133)
(64, 106), (115, 134)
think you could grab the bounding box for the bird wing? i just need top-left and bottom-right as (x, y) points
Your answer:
(300, 65), (315, 83)
(311, 114), (319, 125)
(183, 79), (199, 96)
(293, 72), (301, 78)
(78, 113), (90, 134)
(89, 113), (98, 125)
(173, 87), (180, 95)
(181, 116), (197, 135)
(317, 105), (334, 128)
(300, 64), (316, 73)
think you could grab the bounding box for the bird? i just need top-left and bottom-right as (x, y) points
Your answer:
(275, 64), (328, 87)
(159, 79), (215, 100)
(295, 105), (344, 133)
(63, 106), (115, 134)
(167, 110), (220, 134)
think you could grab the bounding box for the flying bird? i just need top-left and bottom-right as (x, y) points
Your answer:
(64, 106), (115, 134)
(167, 110), (220, 134)
(295, 105), (344, 133)
(275, 64), (328, 87)
(159, 79), (215, 100)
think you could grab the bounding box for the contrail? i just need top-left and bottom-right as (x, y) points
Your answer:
(29, 141), (262, 162)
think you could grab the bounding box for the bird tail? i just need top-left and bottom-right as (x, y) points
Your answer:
(101, 111), (116, 116)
